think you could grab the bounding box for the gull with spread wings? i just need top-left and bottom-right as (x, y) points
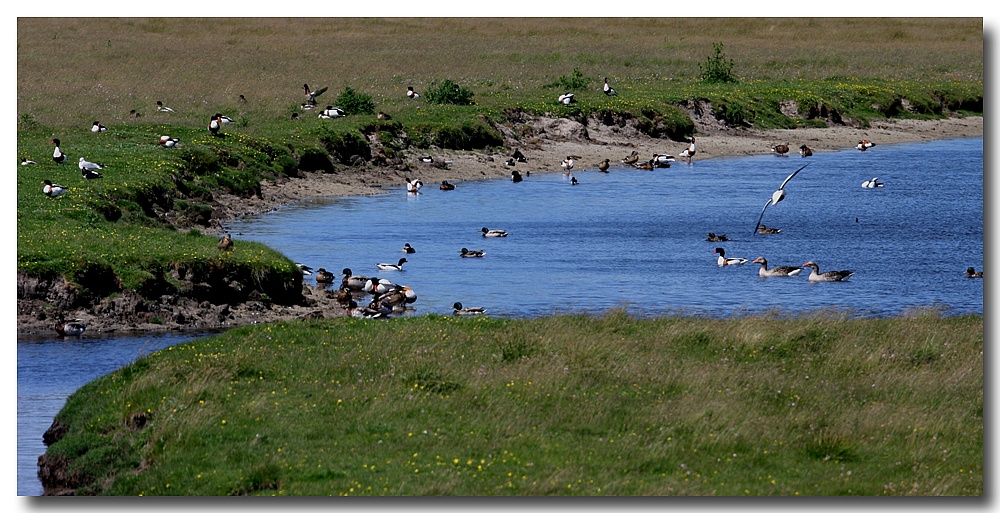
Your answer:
(753, 163), (810, 235)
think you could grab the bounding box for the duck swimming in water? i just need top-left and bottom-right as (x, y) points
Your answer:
(714, 247), (748, 267)
(752, 257), (802, 277)
(802, 261), (854, 282)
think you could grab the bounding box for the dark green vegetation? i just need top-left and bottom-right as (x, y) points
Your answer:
(17, 18), (983, 304)
(40, 312), (983, 495)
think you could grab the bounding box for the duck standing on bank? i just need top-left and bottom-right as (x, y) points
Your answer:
(621, 150), (639, 165)
(802, 261), (854, 282)
(603, 77), (617, 96)
(772, 144), (790, 156)
(598, 159), (610, 173)
(209, 114), (223, 136)
(218, 233), (233, 251)
(679, 137), (696, 164)
(51, 139), (67, 164)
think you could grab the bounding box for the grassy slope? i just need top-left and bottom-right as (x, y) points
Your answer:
(47, 312), (983, 496)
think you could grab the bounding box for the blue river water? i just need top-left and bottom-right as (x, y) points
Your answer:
(16, 136), (983, 495)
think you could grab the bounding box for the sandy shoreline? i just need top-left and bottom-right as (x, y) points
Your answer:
(209, 115), (984, 230)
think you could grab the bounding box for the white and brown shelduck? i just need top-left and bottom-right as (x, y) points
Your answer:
(209, 115), (223, 136)
(652, 154), (675, 168)
(603, 77), (617, 96)
(857, 139), (875, 151)
(861, 177), (884, 188)
(155, 101), (174, 112)
(91, 121), (107, 133)
(561, 156), (576, 173)
(375, 258), (407, 271)
(42, 180), (66, 198)
(159, 135), (180, 148)
(51, 139), (67, 164)
(714, 247), (748, 267)
(481, 227), (508, 238)
(679, 137), (696, 164)
(802, 261), (854, 282)
(406, 86), (420, 99)
(21, 157), (37, 165)
(406, 178), (423, 193)
(79, 158), (103, 180)
(557, 93), (575, 105)
(319, 106), (346, 119)
(752, 257), (802, 277)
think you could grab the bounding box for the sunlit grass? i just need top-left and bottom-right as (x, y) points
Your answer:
(47, 311), (983, 495)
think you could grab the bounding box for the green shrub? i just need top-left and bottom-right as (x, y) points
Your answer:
(317, 127), (370, 165)
(334, 86), (376, 115)
(699, 42), (738, 84)
(545, 67), (590, 90)
(424, 79), (475, 105)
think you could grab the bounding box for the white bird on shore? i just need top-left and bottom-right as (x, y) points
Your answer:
(78, 157), (103, 172)
(603, 77), (617, 96)
(679, 137), (696, 163)
(753, 163), (810, 235)
(319, 106), (345, 119)
(407, 86), (420, 99)
(42, 179), (66, 198)
(159, 135), (180, 148)
(155, 101), (174, 112)
(91, 121), (107, 132)
(51, 139), (67, 164)
(561, 156), (575, 173)
(21, 157), (37, 166)
(558, 93), (575, 105)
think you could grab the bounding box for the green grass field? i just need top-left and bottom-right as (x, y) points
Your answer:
(45, 311), (983, 495)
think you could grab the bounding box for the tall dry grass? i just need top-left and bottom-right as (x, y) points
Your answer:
(17, 17), (982, 127)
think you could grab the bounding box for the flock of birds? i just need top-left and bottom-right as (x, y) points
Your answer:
(291, 234), (497, 318)
(25, 84), (980, 332)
